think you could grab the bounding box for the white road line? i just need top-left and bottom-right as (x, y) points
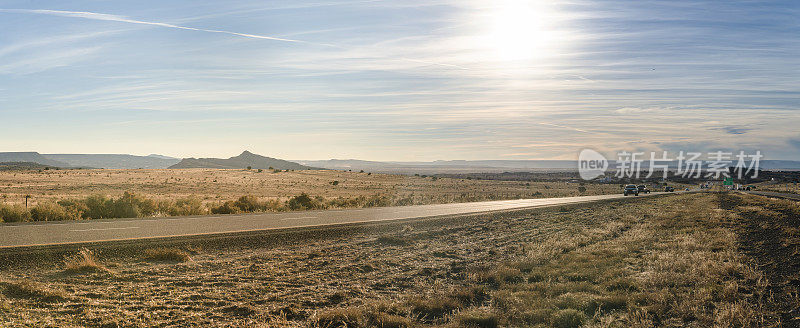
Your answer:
(69, 227), (140, 232)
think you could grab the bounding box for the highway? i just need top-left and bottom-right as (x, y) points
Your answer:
(0, 192), (674, 249)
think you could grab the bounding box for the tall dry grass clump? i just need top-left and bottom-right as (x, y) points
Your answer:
(64, 248), (113, 275)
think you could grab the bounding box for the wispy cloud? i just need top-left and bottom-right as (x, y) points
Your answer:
(0, 8), (468, 70)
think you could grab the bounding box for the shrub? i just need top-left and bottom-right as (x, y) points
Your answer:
(211, 200), (241, 214)
(0, 204), (30, 222)
(288, 193), (320, 210)
(364, 195), (391, 207)
(111, 191), (156, 218)
(82, 195), (113, 219)
(233, 195), (264, 212)
(30, 201), (79, 221)
(167, 197), (205, 216)
(57, 199), (89, 219)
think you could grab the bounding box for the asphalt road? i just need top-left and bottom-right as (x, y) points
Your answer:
(0, 192), (673, 249)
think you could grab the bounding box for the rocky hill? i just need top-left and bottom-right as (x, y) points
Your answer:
(169, 151), (317, 170)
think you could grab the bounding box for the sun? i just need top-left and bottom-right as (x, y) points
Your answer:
(482, 0), (557, 62)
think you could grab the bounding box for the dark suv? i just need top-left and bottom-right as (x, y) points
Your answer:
(637, 185), (650, 194)
(664, 186), (675, 192)
(624, 184), (639, 196)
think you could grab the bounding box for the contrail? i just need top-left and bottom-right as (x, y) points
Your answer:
(0, 8), (468, 70)
(0, 9), (338, 47)
(539, 122), (592, 134)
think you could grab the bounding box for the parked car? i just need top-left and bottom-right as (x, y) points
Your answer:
(664, 186), (675, 192)
(637, 185), (650, 194)
(624, 184), (639, 196)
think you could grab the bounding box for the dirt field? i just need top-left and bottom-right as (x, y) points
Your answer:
(1, 192), (796, 327)
(0, 169), (621, 208)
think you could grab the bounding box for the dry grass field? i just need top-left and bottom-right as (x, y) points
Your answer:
(1, 192), (796, 327)
(0, 169), (626, 222)
(758, 182), (800, 195)
(0, 169), (620, 204)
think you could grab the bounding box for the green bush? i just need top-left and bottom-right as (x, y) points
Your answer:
(166, 197), (205, 216)
(112, 192), (157, 218)
(233, 195), (264, 212)
(55, 192), (158, 220)
(210, 195), (284, 214)
(211, 200), (242, 214)
(30, 202), (80, 221)
(287, 193), (322, 210)
(0, 204), (30, 222)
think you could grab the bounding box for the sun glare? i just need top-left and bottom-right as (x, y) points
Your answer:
(482, 0), (557, 62)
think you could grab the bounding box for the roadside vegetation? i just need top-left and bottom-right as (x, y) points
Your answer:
(0, 186), (631, 223)
(1, 193), (791, 327)
(0, 168), (626, 222)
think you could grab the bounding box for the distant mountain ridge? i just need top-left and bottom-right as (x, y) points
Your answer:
(0, 152), (70, 167)
(298, 159), (800, 174)
(169, 151), (317, 170)
(44, 154), (181, 169)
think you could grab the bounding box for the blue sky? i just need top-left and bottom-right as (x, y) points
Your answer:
(0, 0), (798, 160)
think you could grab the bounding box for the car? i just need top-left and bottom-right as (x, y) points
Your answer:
(664, 186), (675, 192)
(624, 184), (639, 196)
(637, 185), (650, 194)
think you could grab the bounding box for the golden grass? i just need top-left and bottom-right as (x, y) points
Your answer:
(1, 193), (786, 327)
(0, 279), (66, 303)
(142, 247), (192, 263)
(0, 168), (620, 209)
(63, 248), (113, 275)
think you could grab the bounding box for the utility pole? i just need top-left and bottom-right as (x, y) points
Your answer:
(24, 195), (31, 209)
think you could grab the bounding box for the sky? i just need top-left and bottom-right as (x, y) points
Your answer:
(0, 0), (798, 161)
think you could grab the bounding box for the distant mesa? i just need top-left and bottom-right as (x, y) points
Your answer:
(168, 151), (318, 170)
(43, 153), (181, 169)
(0, 152), (70, 168)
